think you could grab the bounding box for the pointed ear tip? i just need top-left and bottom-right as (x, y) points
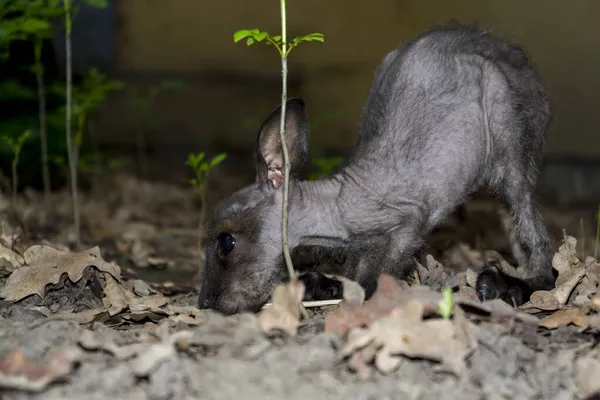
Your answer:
(288, 97), (306, 108)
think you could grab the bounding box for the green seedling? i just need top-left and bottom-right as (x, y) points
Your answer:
(2, 0), (65, 202)
(233, 0), (324, 291)
(128, 78), (186, 177)
(1, 130), (31, 206)
(437, 286), (454, 320)
(186, 151), (227, 262)
(61, 0), (109, 247)
(308, 156), (343, 180)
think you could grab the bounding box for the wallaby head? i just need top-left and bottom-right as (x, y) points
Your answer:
(198, 98), (310, 315)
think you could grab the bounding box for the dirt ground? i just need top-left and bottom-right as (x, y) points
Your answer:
(1, 169), (600, 400)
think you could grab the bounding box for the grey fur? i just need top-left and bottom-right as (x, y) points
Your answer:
(198, 24), (554, 315)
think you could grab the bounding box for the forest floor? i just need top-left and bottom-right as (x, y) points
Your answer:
(1, 169), (600, 400)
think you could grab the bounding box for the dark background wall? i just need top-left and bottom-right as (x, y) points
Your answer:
(46, 0), (600, 205)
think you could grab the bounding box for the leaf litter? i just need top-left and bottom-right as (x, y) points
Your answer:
(1, 173), (600, 399)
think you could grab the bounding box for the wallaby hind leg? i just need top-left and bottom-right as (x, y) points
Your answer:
(477, 164), (555, 306)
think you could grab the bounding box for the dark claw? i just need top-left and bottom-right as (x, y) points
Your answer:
(475, 265), (532, 307)
(298, 271), (343, 301)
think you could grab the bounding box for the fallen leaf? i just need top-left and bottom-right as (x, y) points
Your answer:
(165, 306), (206, 326)
(465, 268), (478, 288)
(53, 308), (109, 324)
(340, 297), (475, 377)
(484, 250), (520, 278)
(323, 274), (365, 304)
(415, 254), (449, 290)
(102, 274), (129, 316)
(552, 268), (587, 305)
(529, 290), (560, 311)
(539, 307), (590, 329)
(552, 232), (581, 287)
(0, 245), (121, 301)
(325, 274), (411, 338)
(258, 279), (305, 335)
(0, 347), (83, 392)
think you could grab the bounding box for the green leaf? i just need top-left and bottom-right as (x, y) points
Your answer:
(246, 37), (254, 46)
(208, 153), (227, 169)
(437, 287), (454, 320)
(233, 29), (252, 42)
(20, 18), (51, 34)
(301, 32), (325, 42)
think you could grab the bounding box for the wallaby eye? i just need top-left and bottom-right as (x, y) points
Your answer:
(217, 233), (236, 255)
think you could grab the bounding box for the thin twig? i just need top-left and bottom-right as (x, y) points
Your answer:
(261, 299), (342, 310)
(34, 38), (50, 207)
(63, 0), (81, 248)
(278, 0), (308, 321)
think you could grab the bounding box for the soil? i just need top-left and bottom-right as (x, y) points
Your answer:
(1, 168), (600, 400)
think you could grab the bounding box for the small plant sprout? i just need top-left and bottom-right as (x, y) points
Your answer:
(186, 152), (227, 263)
(186, 152), (227, 199)
(62, 0), (109, 247)
(233, 0), (324, 289)
(437, 287), (454, 320)
(1, 130), (31, 206)
(308, 156), (343, 180)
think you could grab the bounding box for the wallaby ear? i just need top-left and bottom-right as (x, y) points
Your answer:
(255, 98), (308, 188)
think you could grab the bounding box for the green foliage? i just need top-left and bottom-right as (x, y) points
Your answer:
(1, 129), (31, 203)
(2, 129), (31, 155)
(186, 152), (227, 195)
(308, 156), (343, 180)
(233, 28), (324, 58)
(52, 68), (124, 145)
(437, 287), (454, 320)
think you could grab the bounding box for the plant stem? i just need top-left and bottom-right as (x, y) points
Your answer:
(11, 152), (17, 207)
(279, 0), (294, 282)
(34, 38), (50, 207)
(278, 0), (308, 320)
(64, 0), (81, 248)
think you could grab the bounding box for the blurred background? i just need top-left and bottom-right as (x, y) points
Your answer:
(1, 0), (600, 283)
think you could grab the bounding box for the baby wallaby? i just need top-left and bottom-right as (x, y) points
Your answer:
(198, 24), (555, 315)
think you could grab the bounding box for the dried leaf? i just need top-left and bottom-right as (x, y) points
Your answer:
(415, 254), (449, 290)
(465, 268), (478, 288)
(323, 274), (365, 304)
(529, 290), (560, 311)
(53, 308), (109, 324)
(341, 298), (475, 377)
(0, 347), (83, 392)
(325, 274), (411, 338)
(0, 246), (121, 301)
(165, 306), (206, 326)
(538, 307), (590, 329)
(552, 233), (581, 287)
(258, 280), (305, 335)
(103, 274), (129, 316)
(552, 267), (587, 306)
